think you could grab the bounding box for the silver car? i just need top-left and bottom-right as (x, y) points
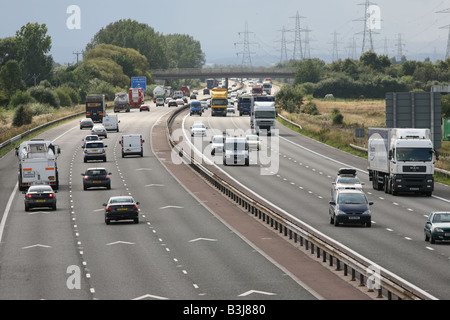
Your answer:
(424, 212), (450, 244)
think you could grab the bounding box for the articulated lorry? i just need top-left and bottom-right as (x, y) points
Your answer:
(211, 88), (228, 117)
(368, 127), (437, 196)
(16, 139), (61, 191)
(85, 94), (106, 122)
(237, 95), (252, 116)
(250, 100), (276, 135)
(114, 92), (130, 113)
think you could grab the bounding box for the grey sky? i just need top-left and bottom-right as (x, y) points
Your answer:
(1, 0), (450, 66)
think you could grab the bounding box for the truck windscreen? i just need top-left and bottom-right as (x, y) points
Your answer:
(396, 148), (432, 162)
(255, 111), (276, 119)
(212, 99), (227, 106)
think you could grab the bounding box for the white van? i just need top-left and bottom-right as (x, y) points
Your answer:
(119, 134), (144, 158)
(103, 115), (120, 132)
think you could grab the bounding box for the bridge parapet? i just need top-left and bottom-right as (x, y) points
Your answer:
(151, 67), (296, 80)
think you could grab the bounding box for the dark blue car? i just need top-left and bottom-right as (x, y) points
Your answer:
(190, 101), (203, 116)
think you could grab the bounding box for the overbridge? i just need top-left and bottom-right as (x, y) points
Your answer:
(150, 67), (296, 80)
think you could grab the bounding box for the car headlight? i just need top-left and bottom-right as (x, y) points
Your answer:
(434, 227), (444, 232)
(363, 210), (371, 215)
(337, 210), (346, 215)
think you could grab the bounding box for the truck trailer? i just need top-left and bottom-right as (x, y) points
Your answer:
(15, 139), (61, 191)
(368, 127), (437, 196)
(85, 94), (106, 123)
(114, 92), (130, 113)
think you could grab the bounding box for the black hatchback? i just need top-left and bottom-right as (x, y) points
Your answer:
(82, 168), (111, 190)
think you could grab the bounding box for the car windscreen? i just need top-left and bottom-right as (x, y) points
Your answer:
(337, 193), (367, 204)
(337, 177), (360, 184)
(433, 213), (450, 223)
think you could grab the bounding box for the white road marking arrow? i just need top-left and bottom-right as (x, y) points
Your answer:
(159, 205), (183, 210)
(238, 290), (276, 297)
(132, 294), (169, 300)
(189, 238), (218, 243)
(106, 241), (135, 246)
(22, 244), (51, 249)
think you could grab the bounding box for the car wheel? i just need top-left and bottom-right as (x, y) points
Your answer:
(134, 218), (139, 224)
(329, 215), (334, 224)
(366, 221), (371, 228)
(425, 232), (430, 242)
(52, 204), (57, 211)
(107, 183), (111, 190)
(334, 215), (339, 226)
(105, 218), (110, 225)
(103, 158), (107, 162)
(430, 236), (436, 244)
(25, 204), (29, 212)
(84, 158), (87, 163)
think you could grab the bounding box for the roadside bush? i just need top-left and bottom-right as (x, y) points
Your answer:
(331, 108), (344, 125)
(57, 85), (81, 106)
(301, 102), (320, 115)
(29, 103), (55, 116)
(55, 88), (72, 107)
(12, 105), (33, 126)
(9, 90), (34, 108)
(27, 86), (60, 109)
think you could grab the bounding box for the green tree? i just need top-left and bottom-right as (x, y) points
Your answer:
(294, 59), (324, 84)
(85, 19), (168, 69)
(0, 60), (25, 96)
(164, 34), (205, 68)
(15, 23), (53, 86)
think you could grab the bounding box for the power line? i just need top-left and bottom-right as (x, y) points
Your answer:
(290, 11), (306, 60)
(235, 21), (257, 66)
(355, 0), (379, 55)
(277, 26), (290, 63)
(437, 8), (450, 59)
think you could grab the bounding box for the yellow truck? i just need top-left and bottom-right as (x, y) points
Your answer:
(211, 88), (228, 117)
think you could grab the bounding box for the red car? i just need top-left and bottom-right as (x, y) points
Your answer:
(139, 104), (150, 112)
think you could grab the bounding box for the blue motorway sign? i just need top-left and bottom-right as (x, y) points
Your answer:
(131, 77), (147, 90)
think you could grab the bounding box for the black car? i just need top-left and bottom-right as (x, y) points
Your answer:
(103, 196), (140, 224)
(82, 168), (111, 190)
(24, 185), (57, 211)
(168, 100), (178, 107)
(329, 189), (373, 227)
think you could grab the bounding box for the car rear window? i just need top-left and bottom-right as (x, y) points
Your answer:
(86, 169), (107, 175)
(86, 142), (103, 148)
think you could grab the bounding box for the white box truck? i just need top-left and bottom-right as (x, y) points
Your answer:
(15, 139), (61, 191)
(119, 134), (145, 158)
(368, 127), (437, 196)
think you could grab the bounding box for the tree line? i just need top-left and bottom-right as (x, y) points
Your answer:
(276, 51), (450, 100)
(0, 19), (205, 126)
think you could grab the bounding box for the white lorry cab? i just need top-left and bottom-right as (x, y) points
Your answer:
(102, 115), (120, 132)
(119, 134), (145, 158)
